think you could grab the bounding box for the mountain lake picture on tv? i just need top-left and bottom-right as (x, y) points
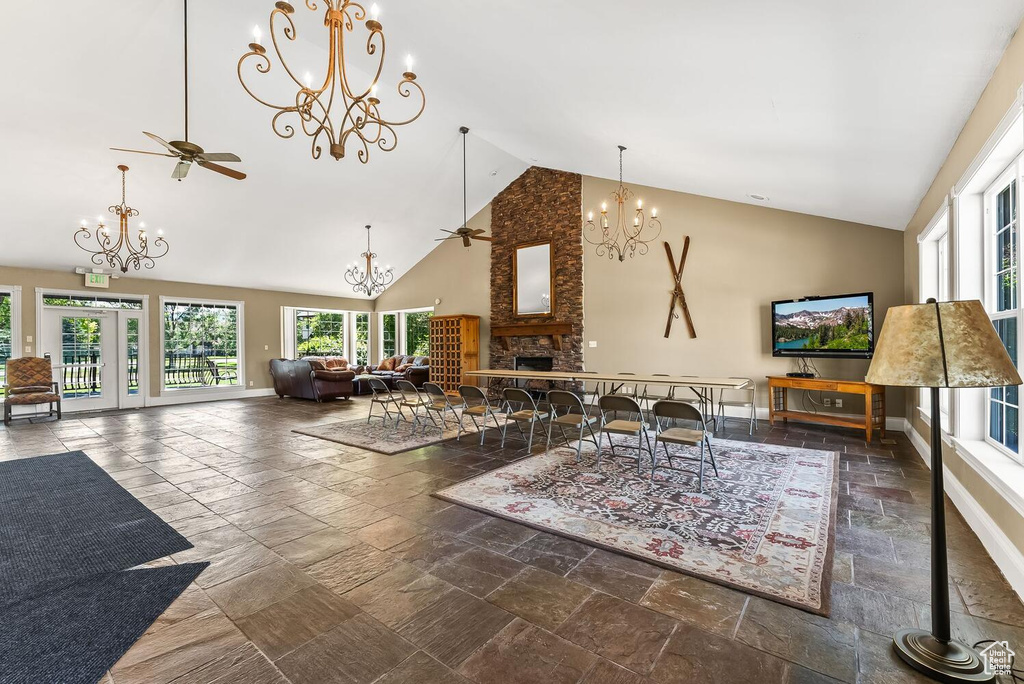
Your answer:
(772, 293), (874, 358)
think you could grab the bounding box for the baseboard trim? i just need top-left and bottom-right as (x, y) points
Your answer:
(146, 387), (277, 406)
(905, 424), (1024, 601)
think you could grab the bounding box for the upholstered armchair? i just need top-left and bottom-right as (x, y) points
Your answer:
(4, 357), (61, 426)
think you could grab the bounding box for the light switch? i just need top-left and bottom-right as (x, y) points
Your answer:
(25, 335), (32, 343)
(588, 341), (598, 348)
(264, 345), (269, 351)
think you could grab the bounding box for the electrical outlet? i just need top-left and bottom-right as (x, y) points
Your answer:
(24, 345), (31, 353)
(588, 341), (597, 348)
(248, 380), (254, 387)
(264, 345), (269, 351)
(823, 398), (831, 407)
(835, 399), (843, 408)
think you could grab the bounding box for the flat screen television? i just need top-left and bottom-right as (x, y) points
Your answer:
(771, 292), (874, 359)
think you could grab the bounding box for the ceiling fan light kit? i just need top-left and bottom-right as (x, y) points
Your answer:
(238, 0), (426, 163)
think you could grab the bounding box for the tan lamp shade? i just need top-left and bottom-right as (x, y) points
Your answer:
(866, 299), (1022, 388)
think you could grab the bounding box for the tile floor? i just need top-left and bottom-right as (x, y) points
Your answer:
(2, 396), (1022, 684)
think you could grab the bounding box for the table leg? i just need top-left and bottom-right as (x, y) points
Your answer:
(864, 389), (873, 443)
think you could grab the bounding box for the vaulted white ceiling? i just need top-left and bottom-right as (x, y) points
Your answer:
(2, 1), (1022, 297)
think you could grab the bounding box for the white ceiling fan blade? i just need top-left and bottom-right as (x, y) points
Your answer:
(144, 131), (181, 154)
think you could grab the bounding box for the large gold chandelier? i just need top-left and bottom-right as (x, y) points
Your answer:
(584, 145), (662, 261)
(74, 165), (169, 273)
(238, 1), (425, 163)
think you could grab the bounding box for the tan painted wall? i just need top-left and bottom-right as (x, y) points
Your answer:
(375, 204), (492, 363)
(901, 21), (1024, 558)
(377, 175), (906, 417)
(582, 176), (905, 416)
(0, 265), (372, 396)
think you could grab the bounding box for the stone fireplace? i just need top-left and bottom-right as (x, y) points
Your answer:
(488, 166), (584, 380)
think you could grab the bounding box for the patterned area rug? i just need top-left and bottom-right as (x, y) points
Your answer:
(294, 413), (501, 455)
(433, 435), (839, 615)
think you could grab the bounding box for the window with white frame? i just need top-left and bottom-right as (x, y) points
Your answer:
(162, 299), (242, 390)
(377, 309), (433, 360)
(918, 208), (951, 430)
(985, 164), (1021, 457)
(294, 309), (346, 357)
(0, 287), (20, 386)
(354, 313), (370, 365)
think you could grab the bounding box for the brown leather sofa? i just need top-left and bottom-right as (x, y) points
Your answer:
(351, 355), (429, 387)
(269, 356), (355, 402)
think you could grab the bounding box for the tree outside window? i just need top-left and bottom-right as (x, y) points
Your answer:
(295, 310), (346, 357)
(382, 313), (397, 358)
(404, 311), (432, 356)
(163, 302), (240, 388)
(355, 313), (369, 365)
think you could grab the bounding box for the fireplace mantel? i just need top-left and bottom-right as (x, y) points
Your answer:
(491, 322), (574, 351)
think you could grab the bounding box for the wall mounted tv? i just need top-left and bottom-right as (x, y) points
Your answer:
(771, 292), (874, 359)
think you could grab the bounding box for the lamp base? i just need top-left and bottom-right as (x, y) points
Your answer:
(893, 629), (993, 683)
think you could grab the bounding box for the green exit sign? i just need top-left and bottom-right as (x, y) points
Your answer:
(85, 273), (110, 289)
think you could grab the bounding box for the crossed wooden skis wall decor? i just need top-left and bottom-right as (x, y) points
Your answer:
(664, 237), (697, 339)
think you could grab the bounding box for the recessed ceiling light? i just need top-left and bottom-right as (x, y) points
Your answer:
(490, 170), (498, 177)
(747, 193), (769, 202)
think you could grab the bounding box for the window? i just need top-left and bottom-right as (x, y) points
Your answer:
(405, 311), (432, 356)
(0, 289), (18, 386)
(42, 293), (142, 309)
(295, 309), (346, 357)
(381, 313), (397, 358)
(162, 299), (242, 390)
(918, 208), (951, 430)
(378, 309), (433, 360)
(354, 313), (370, 365)
(985, 168), (1021, 457)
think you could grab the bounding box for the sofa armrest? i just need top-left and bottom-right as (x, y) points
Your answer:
(312, 369), (356, 382)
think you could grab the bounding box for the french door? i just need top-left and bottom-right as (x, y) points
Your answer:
(40, 309), (146, 411)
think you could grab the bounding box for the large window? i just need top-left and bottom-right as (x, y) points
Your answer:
(381, 313), (397, 358)
(162, 299), (241, 390)
(919, 209), (951, 430)
(378, 309), (433, 360)
(295, 309), (346, 357)
(354, 313), (370, 365)
(986, 169), (1020, 456)
(0, 289), (18, 386)
(405, 311), (432, 356)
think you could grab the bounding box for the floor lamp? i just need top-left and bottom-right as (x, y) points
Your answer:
(866, 298), (1021, 683)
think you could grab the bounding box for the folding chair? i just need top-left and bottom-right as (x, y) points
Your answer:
(651, 399), (718, 492)
(596, 394), (653, 474)
(420, 382), (465, 439)
(458, 385), (501, 445)
(366, 377), (404, 429)
(545, 389), (600, 463)
(500, 387), (548, 451)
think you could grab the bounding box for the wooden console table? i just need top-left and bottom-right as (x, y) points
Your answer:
(767, 375), (885, 442)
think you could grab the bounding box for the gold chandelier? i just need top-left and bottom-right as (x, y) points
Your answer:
(238, 1), (425, 163)
(583, 145), (662, 261)
(74, 165), (169, 273)
(345, 225), (393, 295)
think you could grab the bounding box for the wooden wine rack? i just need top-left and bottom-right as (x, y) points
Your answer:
(429, 315), (480, 395)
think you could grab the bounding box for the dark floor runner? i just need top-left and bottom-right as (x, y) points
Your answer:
(0, 451), (193, 605)
(0, 562), (208, 684)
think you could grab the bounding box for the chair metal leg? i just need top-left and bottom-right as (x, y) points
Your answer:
(545, 416), (554, 452)
(707, 436), (719, 476)
(650, 437), (659, 483)
(500, 407), (510, 448)
(576, 423), (584, 462)
(527, 419), (535, 451)
(596, 428), (604, 469)
(698, 440), (706, 492)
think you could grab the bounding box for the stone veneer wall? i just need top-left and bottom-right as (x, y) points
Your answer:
(489, 166), (584, 372)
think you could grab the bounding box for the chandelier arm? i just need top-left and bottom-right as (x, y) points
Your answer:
(270, 108), (298, 139)
(359, 27), (386, 101)
(269, 7), (308, 92)
(236, 51), (286, 110)
(373, 79), (425, 127)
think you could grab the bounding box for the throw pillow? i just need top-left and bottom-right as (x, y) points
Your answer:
(378, 357), (396, 371)
(395, 363), (413, 373)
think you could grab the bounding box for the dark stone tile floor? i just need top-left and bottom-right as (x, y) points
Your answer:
(2, 396), (1021, 683)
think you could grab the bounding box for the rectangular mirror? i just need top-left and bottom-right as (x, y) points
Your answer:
(514, 242), (553, 316)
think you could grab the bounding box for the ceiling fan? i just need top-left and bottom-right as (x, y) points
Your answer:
(110, 1), (245, 182)
(437, 126), (492, 248)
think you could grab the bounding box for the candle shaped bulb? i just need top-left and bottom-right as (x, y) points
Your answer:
(370, 84), (378, 97)
(634, 216), (640, 227)
(97, 215), (103, 222)
(253, 25), (262, 44)
(652, 207), (658, 218)
(587, 211), (593, 221)
(637, 199), (643, 209)
(157, 229), (164, 236)
(405, 54), (413, 72)
(80, 219), (87, 226)
(370, 3), (379, 19)
(139, 221), (146, 229)
(303, 71), (313, 88)
(601, 202), (607, 213)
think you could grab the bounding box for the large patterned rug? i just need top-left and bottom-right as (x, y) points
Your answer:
(294, 413), (501, 455)
(433, 435), (839, 615)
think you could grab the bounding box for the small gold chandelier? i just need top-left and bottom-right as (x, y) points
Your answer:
(584, 145), (662, 261)
(238, 1), (425, 163)
(74, 165), (169, 273)
(345, 225), (393, 295)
